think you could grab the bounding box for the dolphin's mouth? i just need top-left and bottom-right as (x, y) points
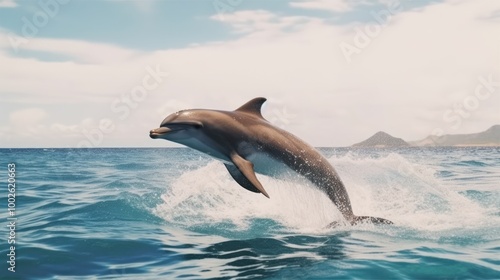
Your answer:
(149, 121), (203, 139)
(149, 127), (172, 139)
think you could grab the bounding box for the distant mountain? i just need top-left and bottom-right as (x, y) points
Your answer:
(411, 125), (500, 147)
(352, 131), (410, 148)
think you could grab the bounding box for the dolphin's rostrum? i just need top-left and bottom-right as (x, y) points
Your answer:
(150, 97), (392, 226)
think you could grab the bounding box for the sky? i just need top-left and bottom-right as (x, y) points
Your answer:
(0, 0), (499, 148)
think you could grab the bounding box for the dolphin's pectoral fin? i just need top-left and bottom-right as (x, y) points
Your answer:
(229, 153), (270, 198)
(224, 164), (261, 194)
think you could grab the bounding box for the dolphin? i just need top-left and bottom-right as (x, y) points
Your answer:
(150, 97), (392, 226)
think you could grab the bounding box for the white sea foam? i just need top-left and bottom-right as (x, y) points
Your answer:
(154, 161), (341, 232)
(333, 153), (495, 232)
(154, 153), (498, 234)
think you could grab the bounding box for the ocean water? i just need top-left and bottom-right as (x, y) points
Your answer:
(0, 147), (499, 279)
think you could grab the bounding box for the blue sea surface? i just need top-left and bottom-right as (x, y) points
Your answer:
(0, 147), (499, 279)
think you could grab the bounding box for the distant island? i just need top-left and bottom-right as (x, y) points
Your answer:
(352, 131), (409, 148)
(352, 125), (500, 147)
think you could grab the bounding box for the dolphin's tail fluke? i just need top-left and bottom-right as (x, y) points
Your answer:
(351, 216), (393, 225)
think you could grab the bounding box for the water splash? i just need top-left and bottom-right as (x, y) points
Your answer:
(333, 153), (496, 232)
(154, 161), (341, 233)
(154, 152), (499, 237)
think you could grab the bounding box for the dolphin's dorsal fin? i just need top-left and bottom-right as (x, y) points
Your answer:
(235, 97), (267, 119)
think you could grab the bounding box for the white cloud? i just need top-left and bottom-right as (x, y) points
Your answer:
(5, 108), (48, 140)
(209, 9), (318, 39)
(210, 10), (278, 34)
(50, 123), (80, 134)
(0, 35), (149, 104)
(0, 35), (140, 63)
(290, 0), (356, 13)
(0, 0), (17, 8)
(1, 0), (499, 147)
(106, 0), (155, 13)
(9, 108), (47, 126)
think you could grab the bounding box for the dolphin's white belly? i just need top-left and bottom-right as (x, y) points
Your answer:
(181, 135), (295, 177)
(180, 136), (230, 163)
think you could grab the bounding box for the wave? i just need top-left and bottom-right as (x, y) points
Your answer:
(153, 152), (499, 239)
(455, 160), (489, 167)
